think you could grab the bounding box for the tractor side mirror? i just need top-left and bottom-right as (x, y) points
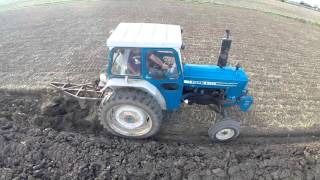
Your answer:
(181, 43), (185, 50)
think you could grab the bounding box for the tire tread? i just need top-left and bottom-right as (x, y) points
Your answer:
(98, 88), (163, 139)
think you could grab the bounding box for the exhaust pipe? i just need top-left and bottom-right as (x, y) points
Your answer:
(217, 30), (232, 68)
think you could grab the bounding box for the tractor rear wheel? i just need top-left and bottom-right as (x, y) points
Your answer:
(98, 88), (163, 139)
(208, 118), (240, 143)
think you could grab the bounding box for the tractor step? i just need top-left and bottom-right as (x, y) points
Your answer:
(50, 82), (104, 101)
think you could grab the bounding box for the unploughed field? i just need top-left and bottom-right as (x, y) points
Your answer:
(182, 0), (320, 26)
(1, 0), (320, 179)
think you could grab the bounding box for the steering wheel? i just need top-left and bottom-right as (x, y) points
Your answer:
(149, 67), (165, 79)
(164, 65), (178, 79)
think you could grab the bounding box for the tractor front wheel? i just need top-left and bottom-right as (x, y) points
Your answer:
(98, 88), (163, 139)
(208, 119), (240, 142)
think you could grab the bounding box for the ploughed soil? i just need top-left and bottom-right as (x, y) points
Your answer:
(1, 91), (320, 180)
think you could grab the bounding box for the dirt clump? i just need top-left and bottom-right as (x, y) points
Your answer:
(1, 92), (320, 180)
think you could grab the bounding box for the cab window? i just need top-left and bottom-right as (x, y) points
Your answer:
(146, 50), (179, 80)
(111, 48), (141, 76)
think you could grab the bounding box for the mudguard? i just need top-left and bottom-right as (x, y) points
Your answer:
(105, 78), (167, 110)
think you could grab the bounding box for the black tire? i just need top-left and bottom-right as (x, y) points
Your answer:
(98, 88), (163, 139)
(208, 119), (240, 143)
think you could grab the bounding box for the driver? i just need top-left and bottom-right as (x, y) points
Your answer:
(147, 52), (169, 79)
(127, 48), (141, 75)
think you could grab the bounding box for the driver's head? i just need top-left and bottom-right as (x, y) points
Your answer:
(116, 48), (124, 54)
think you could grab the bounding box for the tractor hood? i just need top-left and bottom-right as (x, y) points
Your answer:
(183, 64), (249, 98)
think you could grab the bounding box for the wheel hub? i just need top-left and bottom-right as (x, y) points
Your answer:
(215, 128), (235, 140)
(116, 108), (145, 129)
(109, 105), (152, 136)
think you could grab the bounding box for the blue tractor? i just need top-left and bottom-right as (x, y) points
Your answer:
(51, 23), (253, 142)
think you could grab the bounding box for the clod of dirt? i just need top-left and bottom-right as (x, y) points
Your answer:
(36, 96), (99, 133)
(212, 168), (226, 177)
(40, 97), (67, 116)
(228, 165), (240, 175)
(0, 117), (11, 130)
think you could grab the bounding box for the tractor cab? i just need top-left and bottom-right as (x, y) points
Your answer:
(103, 23), (185, 110)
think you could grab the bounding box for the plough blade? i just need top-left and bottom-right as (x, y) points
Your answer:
(50, 82), (104, 100)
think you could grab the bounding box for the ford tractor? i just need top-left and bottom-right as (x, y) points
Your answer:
(51, 23), (253, 142)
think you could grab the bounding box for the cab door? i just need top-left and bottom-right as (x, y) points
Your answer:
(142, 48), (183, 110)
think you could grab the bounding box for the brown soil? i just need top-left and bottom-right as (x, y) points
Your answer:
(1, 91), (320, 180)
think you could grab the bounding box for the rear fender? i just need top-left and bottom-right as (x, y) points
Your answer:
(104, 78), (167, 110)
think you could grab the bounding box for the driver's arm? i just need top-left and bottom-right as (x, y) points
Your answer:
(149, 54), (169, 69)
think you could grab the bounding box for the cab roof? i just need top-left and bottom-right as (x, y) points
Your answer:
(107, 23), (182, 48)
